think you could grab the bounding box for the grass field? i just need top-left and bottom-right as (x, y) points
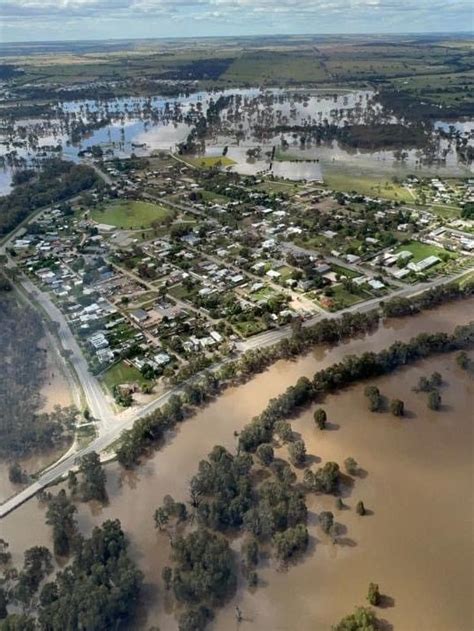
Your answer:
(223, 51), (329, 84)
(91, 200), (174, 229)
(394, 241), (453, 263)
(101, 361), (150, 391)
(324, 171), (413, 202)
(323, 284), (371, 311)
(233, 318), (268, 337)
(185, 156), (236, 169)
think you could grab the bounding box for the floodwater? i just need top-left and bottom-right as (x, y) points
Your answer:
(38, 337), (73, 414)
(1, 299), (473, 630)
(1, 87), (472, 194)
(0, 337), (73, 503)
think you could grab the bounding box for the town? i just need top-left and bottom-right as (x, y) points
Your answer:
(5, 150), (474, 413)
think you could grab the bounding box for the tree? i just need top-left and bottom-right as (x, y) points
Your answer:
(14, 546), (53, 606)
(314, 408), (327, 430)
(274, 420), (293, 443)
(390, 398), (404, 417)
(367, 582), (381, 606)
(364, 385), (382, 412)
(456, 351), (469, 370)
(242, 538), (259, 568)
(356, 501), (366, 516)
(288, 439), (306, 466)
(178, 606), (212, 631)
(256, 443), (274, 466)
(38, 519), (143, 630)
(273, 524), (309, 561)
(171, 529), (236, 606)
(162, 566), (172, 590)
(333, 606), (378, 631)
(304, 462), (340, 494)
(427, 390), (441, 411)
(0, 614), (36, 630)
(0, 587), (8, 620)
(319, 511), (334, 535)
(430, 371), (442, 388)
(344, 457), (358, 476)
(78, 451), (107, 502)
(67, 470), (78, 495)
(45, 490), (78, 557)
(8, 462), (26, 485)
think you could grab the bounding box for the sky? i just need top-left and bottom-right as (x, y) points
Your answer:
(0, 0), (473, 43)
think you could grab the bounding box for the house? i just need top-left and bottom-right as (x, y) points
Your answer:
(368, 279), (385, 290)
(89, 333), (108, 349)
(96, 348), (114, 363)
(153, 352), (171, 367)
(314, 262), (330, 275)
(346, 254), (361, 264)
(130, 309), (149, 324)
(408, 256), (440, 273)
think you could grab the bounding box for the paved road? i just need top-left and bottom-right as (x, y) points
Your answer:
(20, 278), (116, 430)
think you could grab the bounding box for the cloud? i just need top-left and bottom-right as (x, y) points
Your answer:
(0, 0), (471, 40)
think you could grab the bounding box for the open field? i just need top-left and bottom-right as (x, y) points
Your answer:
(222, 51), (329, 84)
(323, 170), (414, 202)
(185, 156), (236, 169)
(91, 200), (174, 229)
(101, 361), (150, 391)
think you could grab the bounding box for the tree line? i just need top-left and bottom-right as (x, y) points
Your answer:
(382, 279), (474, 318)
(0, 158), (98, 237)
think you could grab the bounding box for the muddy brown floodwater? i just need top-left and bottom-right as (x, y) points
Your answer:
(1, 299), (473, 631)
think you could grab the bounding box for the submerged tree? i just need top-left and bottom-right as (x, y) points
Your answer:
(367, 582), (381, 606)
(314, 408), (327, 430)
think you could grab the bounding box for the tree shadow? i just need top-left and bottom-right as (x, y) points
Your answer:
(338, 473), (355, 499)
(378, 617), (394, 631)
(325, 422), (340, 431)
(379, 593), (395, 609)
(306, 454), (321, 466)
(335, 537), (357, 547)
(333, 522), (347, 536)
(357, 467), (368, 479)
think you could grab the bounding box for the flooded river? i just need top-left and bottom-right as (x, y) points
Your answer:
(1, 299), (473, 630)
